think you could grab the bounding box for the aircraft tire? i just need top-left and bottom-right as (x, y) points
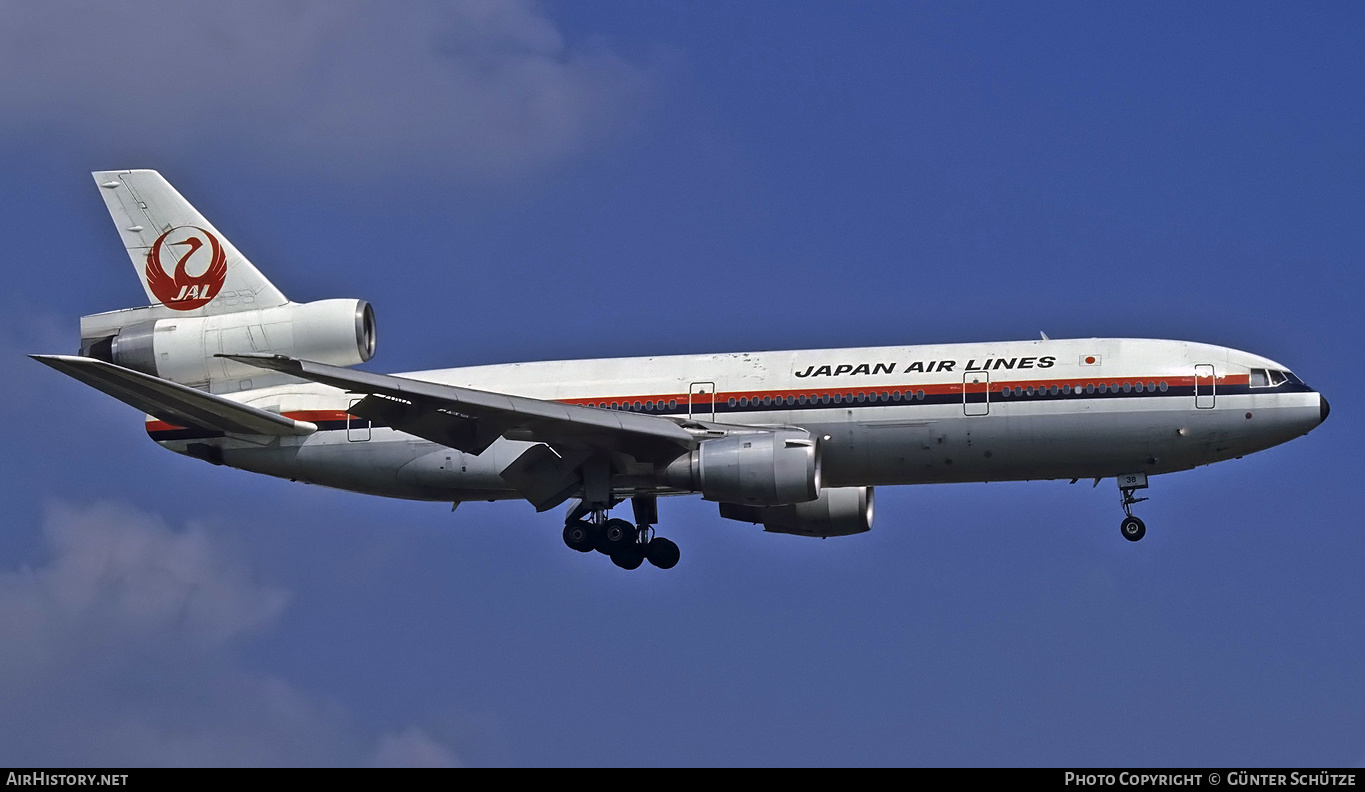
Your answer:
(563, 520), (598, 553)
(610, 546), (645, 570)
(600, 518), (637, 554)
(1120, 516), (1146, 542)
(645, 537), (680, 570)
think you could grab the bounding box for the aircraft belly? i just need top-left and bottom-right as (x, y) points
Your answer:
(393, 439), (537, 497)
(215, 428), (522, 502)
(814, 396), (1311, 486)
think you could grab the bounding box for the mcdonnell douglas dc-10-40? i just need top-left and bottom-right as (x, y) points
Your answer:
(33, 171), (1330, 570)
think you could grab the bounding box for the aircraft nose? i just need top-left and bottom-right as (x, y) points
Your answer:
(1320, 394), (1331, 424)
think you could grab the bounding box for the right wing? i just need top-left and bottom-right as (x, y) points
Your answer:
(32, 355), (316, 437)
(225, 353), (703, 511)
(222, 353), (698, 462)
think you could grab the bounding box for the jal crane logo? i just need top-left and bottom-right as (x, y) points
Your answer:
(144, 226), (227, 310)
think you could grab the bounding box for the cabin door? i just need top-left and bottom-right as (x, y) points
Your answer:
(347, 398), (372, 441)
(689, 382), (716, 421)
(1194, 364), (1216, 409)
(963, 370), (990, 416)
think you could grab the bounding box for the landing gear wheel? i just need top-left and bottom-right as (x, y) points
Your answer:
(610, 545), (645, 570)
(599, 518), (637, 555)
(645, 537), (680, 570)
(1120, 515), (1146, 542)
(562, 520), (597, 553)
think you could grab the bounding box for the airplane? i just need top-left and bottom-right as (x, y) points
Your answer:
(33, 170), (1330, 570)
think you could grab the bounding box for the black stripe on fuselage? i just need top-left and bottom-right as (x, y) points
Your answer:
(147, 380), (1314, 442)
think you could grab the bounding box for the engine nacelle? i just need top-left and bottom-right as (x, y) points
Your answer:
(719, 486), (874, 537)
(82, 299), (376, 391)
(662, 429), (820, 506)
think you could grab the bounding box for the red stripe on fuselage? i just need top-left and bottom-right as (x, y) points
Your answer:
(146, 409), (357, 433)
(145, 374), (1246, 435)
(556, 374), (1246, 407)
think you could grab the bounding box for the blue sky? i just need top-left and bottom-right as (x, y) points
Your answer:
(0, 1), (1361, 766)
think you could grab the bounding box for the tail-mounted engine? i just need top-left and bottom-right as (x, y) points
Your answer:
(80, 299), (376, 393)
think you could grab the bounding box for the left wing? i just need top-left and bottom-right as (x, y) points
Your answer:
(32, 354), (317, 436)
(223, 353), (699, 464)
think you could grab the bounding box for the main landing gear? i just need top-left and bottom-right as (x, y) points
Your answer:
(562, 496), (681, 570)
(1117, 473), (1149, 542)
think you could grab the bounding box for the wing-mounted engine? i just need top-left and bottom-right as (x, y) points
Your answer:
(660, 428), (820, 506)
(719, 486), (874, 538)
(79, 299), (376, 393)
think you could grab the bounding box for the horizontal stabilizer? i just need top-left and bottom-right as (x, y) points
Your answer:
(31, 355), (316, 437)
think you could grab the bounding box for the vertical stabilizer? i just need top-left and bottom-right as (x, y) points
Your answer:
(93, 170), (289, 314)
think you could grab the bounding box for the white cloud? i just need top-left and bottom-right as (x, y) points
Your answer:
(0, 501), (461, 766)
(0, 501), (288, 687)
(371, 727), (463, 768)
(0, 0), (652, 179)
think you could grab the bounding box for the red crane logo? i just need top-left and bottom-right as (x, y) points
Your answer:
(144, 226), (227, 310)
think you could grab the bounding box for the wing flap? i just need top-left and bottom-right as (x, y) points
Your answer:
(32, 355), (315, 437)
(349, 393), (503, 455)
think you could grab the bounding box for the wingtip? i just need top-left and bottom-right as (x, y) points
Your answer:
(30, 353), (71, 367)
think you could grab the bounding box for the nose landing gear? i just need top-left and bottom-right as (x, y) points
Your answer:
(1117, 473), (1149, 542)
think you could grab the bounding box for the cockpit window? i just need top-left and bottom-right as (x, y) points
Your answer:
(1250, 368), (1291, 388)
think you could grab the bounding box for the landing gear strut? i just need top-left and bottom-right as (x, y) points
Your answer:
(1117, 473), (1149, 542)
(562, 496), (681, 570)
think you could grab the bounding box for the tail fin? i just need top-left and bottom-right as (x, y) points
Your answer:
(93, 170), (288, 314)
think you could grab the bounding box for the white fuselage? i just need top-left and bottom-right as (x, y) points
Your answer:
(148, 337), (1326, 504)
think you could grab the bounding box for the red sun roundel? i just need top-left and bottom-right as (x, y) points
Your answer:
(144, 226), (227, 310)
